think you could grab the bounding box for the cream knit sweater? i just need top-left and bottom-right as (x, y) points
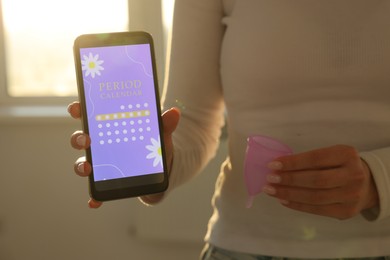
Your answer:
(162, 0), (390, 257)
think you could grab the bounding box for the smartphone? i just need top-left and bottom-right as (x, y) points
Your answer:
(73, 31), (168, 201)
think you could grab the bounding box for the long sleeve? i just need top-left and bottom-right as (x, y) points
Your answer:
(361, 148), (390, 220)
(161, 0), (226, 193)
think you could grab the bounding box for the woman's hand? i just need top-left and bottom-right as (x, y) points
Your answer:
(68, 101), (180, 208)
(264, 145), (379, 220)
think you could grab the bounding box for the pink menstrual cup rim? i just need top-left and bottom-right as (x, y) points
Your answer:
(247, 135), (293, 155)
(244, 135), (293, 208)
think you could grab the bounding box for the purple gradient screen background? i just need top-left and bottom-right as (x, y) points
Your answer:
(79, 44), (163, 182)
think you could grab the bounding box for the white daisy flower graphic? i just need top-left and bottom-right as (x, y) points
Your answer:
(81, 53), (104, 78)
(146, 137), (163, 167)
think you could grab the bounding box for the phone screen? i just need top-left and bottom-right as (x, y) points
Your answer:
(74, 32), (167, 201)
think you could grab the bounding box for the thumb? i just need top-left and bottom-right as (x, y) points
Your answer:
(161, 107), (180, 174)
(162, 107), (180, 136)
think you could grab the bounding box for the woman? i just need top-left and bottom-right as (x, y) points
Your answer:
(69, 0), (390, 259)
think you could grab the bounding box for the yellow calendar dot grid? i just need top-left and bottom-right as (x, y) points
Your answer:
(95, 110), (151, 121)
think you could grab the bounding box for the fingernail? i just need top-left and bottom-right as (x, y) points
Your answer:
(67, 104), (72, 114)
(77, 163), (85, 174)
(263, 185), (276, 195)
(267, 174), (281, 183)
(268, 161), (283, 170)
(76, 135), (86, 146)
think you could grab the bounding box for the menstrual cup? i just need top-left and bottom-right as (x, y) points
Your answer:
(244, 135), (292, 208)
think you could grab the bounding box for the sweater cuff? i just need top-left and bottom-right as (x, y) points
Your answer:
(360, 149), (390, 221)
